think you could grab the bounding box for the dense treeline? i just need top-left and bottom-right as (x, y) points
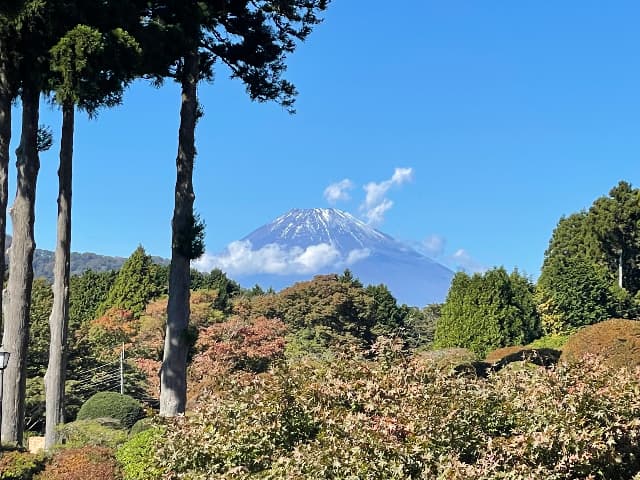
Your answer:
(5, 180), (640, 478)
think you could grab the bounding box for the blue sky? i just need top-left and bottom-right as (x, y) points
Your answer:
(9, 1), (640, 280)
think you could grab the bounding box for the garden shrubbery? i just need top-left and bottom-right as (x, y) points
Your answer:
(561, 318), (640, 370)
(0, 450), (45, 480)
(76, 392), (144, 430)
(34, 446), (119, 480)
(117, 345), (640, 479)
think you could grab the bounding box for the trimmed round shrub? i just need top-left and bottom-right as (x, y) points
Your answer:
(417, 347), (478, 372)
(561, 318), (640, 370)
(76, 392), (144, 430)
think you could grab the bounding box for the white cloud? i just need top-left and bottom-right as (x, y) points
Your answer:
(361, 167), (414, 225)
(449, 249), (487, 274)
(192, 240), (371, 276)
(391, 167), (413, 184)
(324, 179), (354, 204)
(422, 234), (446, 258)
(345, 248), (371, 265)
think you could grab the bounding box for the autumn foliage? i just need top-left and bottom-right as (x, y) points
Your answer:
(119, 348), (640, 479)
(34, 446), (120, 480)
(561, 318), (640, 370)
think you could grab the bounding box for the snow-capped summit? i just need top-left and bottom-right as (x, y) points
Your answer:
(244, 208), (400, 253)
(231, 208), (454, 306)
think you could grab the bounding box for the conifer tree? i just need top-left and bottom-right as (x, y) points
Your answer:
(44, 14), (141, 448)
(434, 268), (540, 357)
(98, 246), (161, 319)
(146, 0), (330, 416)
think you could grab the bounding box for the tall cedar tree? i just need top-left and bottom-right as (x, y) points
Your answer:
(0, 13), (17, 339)
(0, 0), (59, 444)
(148, 0), (329, 416)
(44, 15), (141, 448)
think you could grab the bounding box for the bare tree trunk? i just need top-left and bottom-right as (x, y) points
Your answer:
(160, 49), (199, 416)
(0, 49), (11, 341)
(1, 86), (40, 445)
(44, 101), (73, 449)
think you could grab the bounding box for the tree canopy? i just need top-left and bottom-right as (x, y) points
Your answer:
(434, 268), (540, 357)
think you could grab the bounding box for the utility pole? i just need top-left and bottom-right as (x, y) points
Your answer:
(120, 343), (124, 395)
(619, 249), (624, 289)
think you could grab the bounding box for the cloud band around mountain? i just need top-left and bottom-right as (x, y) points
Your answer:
(192, 240), (371, 276)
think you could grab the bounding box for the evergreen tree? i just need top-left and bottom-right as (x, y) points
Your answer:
(434, 268), (540, 357)
(0, 0), (58, 444)
(44, 14), (141, 448)
(98, 246), (161, 318)
(537, 181), (640, 333)
(150, 0), (330, 416)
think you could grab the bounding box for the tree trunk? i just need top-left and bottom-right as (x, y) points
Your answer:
(160, 49), (199, 416)
(0, 48), (11, 341)
(1, 86), (40, 445)
(44, 101), (73, 449)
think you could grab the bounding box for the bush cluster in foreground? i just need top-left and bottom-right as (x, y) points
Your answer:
(117, 347), (640, 479)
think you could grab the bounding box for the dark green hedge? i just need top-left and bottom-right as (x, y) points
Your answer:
(76, 392), (144, 430)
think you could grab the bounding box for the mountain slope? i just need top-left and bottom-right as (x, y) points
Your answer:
(232, 208), (453, 306)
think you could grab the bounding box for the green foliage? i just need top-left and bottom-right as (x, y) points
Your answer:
(27, 278), (53, 377)
(538, 181), (640, 333)
(76, 392), (144, 430)
(24, 377), (45, 433)
(97, 246), (161, 318)
(537, 251), (618, 334)
(128, 417), (154, 437)
(434, 268), (541, 356)
(404, 303), (440, 350)
(116, 428), (164, 480)
(49, 23), (141, 113)
(174, 212), (205, 260)
(251, 274), (411, 357)
(190, 268), (241, 313)
(527, 333), (570, 350)
(56, 419), (128, 449)
(0, 451), (45, 480)
(35, 124), (52, 152)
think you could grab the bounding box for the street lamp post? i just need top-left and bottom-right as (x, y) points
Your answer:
(0, 348), (10, 447)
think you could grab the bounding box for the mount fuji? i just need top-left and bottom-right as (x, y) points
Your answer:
(201, 208), (454, 306)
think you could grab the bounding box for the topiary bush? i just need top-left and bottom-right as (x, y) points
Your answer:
(0, 450), (45, 480)
(76, 392), (144, 430)
(33, 446), (119, 480)
(561, 318), (640, 370)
